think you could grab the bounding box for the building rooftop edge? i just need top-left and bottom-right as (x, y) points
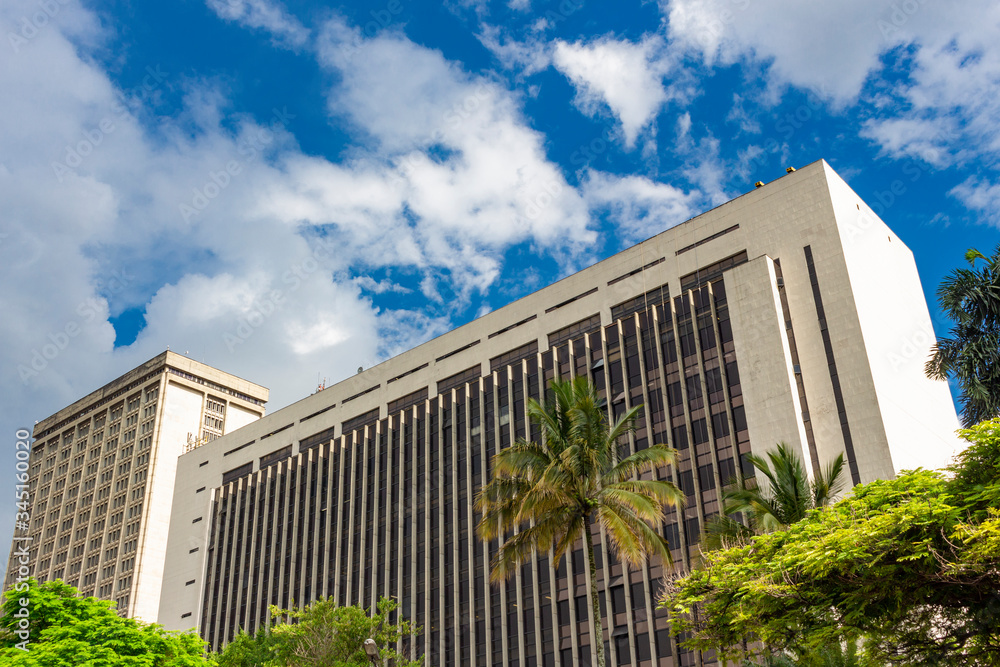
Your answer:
(302, 160), (828, 385)
(197, 159), (831, 437)
(32, 351), (270, 439)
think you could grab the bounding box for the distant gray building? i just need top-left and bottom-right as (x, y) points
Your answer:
(6, 352), (267, 621)
(158, 161), (961, 666)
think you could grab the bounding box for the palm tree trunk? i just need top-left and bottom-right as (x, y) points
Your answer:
(585, 514), (605, 667)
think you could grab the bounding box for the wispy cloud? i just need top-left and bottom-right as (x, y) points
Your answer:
(582, 170), (698, 245)
(552, 35), (681, 148)
(661, 0), (1000, 171)
(205, 0), (310, 48)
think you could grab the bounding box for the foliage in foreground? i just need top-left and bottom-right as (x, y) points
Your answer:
(0, 580), (419, 667)
(701, 442), (845, 551)
(215, 596), (420, 667)
(741, 638), (867, 667)
(476, 377), (683, 667)
(0, 579), (209, 666)
(663, 419), (1000, 666)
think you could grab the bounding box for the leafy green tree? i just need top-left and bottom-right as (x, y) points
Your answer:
(213, 628), (277, 667)
(0, 579), (211, 666)
(476, 376), (683, 667)
(741, 638), (868, 667)
(701, 442), (846, 551)
(663, 419), (1000, 666)
(214, 596), (420, 667)
(926, 246), (1000, 426)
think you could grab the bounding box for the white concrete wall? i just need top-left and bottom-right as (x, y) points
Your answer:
(226, 403), (260, 434)
(131, 380), (204, 622)
(825, 165), (962, 473)
(157, 439), (218, 628)
(726, 256), (812, 468)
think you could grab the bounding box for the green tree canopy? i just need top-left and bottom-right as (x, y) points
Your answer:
(476, 376), (683, 667)
(927, 245), (1000, 426)
(0, 579), (210, 667)
(663, 420), (1000, 666)
(214, 596), (420, 667)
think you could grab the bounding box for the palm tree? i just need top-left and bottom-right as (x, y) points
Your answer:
(702, 442), (845, 551)
(475, 377), (683, 667)
(926, 246), (1000, 427)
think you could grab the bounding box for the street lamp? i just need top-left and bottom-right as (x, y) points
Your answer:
(363, 638), (380, 666)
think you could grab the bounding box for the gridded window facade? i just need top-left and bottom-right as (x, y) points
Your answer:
(201, 276), (750, 667)
(8, 356), (264, 622)
(6, 379), (166, 615)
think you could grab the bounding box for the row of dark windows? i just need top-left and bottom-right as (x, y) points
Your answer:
(202, 275), (750, 667)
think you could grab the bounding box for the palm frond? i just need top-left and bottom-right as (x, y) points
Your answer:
(551, 514), (587, 565)
(596, 503), (644, 565)
(489, 510), (577, 582)
(476, 477), (533, 540)
(603, 445), (677, 485)
(598, 487), (665, 524)
(813, 453), (846, 508)
(493, 441), (553, 478)
(603, 479), (684, 512)
(700, 514), (755, 552)
(598, 501), (671, 567)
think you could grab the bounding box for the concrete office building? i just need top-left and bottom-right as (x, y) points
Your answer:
(5, 351), (268, 621)
(158, 161), (961, 666)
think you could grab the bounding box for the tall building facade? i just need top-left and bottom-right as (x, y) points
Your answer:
(5, 352), (268, 621)
(158, 161), (961, 666)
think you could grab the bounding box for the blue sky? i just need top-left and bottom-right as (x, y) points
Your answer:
(1, 0), (998, 572)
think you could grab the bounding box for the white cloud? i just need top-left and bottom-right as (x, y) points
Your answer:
(661, 0), (1000, 169)
(676, 111), (692, 141)
(726, 93), (760, 134)
(582, 170), (697, 244)
(951, 178), (1000, 220)
(354, 276), (413, 294)
(860, 33), (1000, 168)
(0, 0), (607, 571)
(205, 0), (310, 48)
(662, 0), (881, 102)
(477, 24), (551, 76)
(552, 35), (677, 148)
(310, 17), (596, 279)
